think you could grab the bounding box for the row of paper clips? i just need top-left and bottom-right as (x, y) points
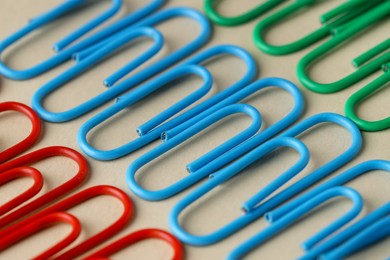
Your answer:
(2, 101), (390, 259)
(0, 0), (389, 259)
(0, 0), (388, 131)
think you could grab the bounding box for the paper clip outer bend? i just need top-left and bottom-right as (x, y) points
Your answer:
(345, 61), (390, 131)
(85, 228), (184, 260)
(78, 44), (257, 160)
(127, 103), (262, 201)
(0, 101), (41, 163)
(32, 8), (211, 123)
(204, 0), (285, 26)
(297, 2), (390, 94)
(0, 212), (81, 260)
(253, 0), (384, 55)
(169, 112), (362, 245)
(0, 0), (124, 80)
(284, 160), (390, 259)
(228, 186), (363, 260)
(0, 185), (133, 260)
(0, 146), (88, 229)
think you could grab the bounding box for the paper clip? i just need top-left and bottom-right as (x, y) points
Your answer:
(127, 77), (304, 200)
(321, 204), (390, 259)
(0, 146), (88, 228)
(84, 229), (184, 260)
(280, 160), (390, 259)
(169, 112), (362, 245)
(298, 2), (390, 94)
(32, 7), (211, 123)
(0, 0), (165, 80)
(0, 101), (41, 163)
(204, 0), (285, 26)
(78, 44), (257, 160)
(228, 186), (363, 260)
(0, 185), (132, 260)
(128, 103), (262, 200)
(253, 0), (383, 55)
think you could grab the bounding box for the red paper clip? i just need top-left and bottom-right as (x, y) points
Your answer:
(85, 228), (185, 260)
(0, 166), (43, 216)
(0, 185), (133, 260)
(0, 212), (81, 260)
(0, 101), (41, 163)
(0, 185), (184, 260)
(0, 146), (88, 228)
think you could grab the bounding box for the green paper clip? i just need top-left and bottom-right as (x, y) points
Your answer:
(204, 0), (285, 26)
(253, 0), (383, 55)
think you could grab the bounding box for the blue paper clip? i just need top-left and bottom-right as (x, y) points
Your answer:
(0, 0), (165, 80)
(32, 7), (211, 122)
(322, 204), (390, 259)
(284, 160), (390, 259)
(78, 44), (256, 160)
(228, 186), (363, 260)
(126, 77), (304, 200)
(168, 112), (362, 245)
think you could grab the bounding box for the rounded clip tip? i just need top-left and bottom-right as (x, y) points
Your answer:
(264, 212), (274, 223)
(103, 81), (111, 88)
(136, 128), (143, 137)
(161, 132), (168, 142)
(241, 206), (249, 214)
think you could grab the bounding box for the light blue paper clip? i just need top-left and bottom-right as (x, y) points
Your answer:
(78, 45), (256, 160)
(290, 160), (390, 259)
(126, 77), (304, 200)
(322, 206), (390, 259)
(168, 112), (362, 245)
(0, 0), (165, 80)
(32, 7), (211, 122)
(228, 186), (363, 259)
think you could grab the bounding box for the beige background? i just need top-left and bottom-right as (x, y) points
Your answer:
(0, 0), (389, 259)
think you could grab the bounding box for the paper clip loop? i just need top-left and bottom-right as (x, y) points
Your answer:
(228, 186), (363, 259)
(32, 7), (211, 123)
(84, 229), (184, 260)
(0, 0), (167, 80)
(78, 44), (256, 160)
(0, 101), (41, 163)
(0, 146), (88, 229)
(298, 2), (390, 93)
(0, 0), (123, 79)
(284, 160), (390, 259)
(345, 60), (390, 132)
(0, 185), (133, 260)
(253, 0), (383, 55)
(169, 112), (362, 245)
(204, 0), (285, 26)
(127, 103), (262, 201)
